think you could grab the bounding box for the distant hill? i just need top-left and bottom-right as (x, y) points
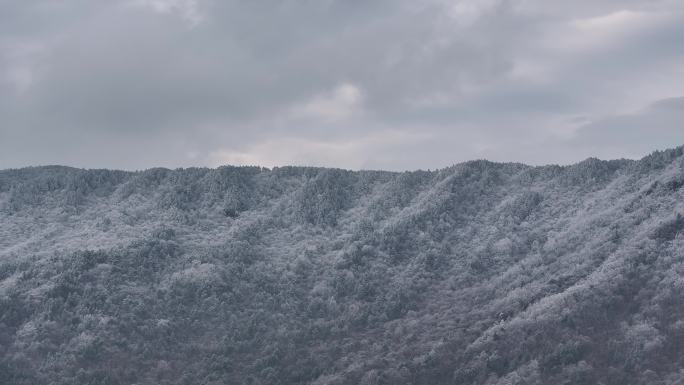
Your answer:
(2, 147), (684, 384)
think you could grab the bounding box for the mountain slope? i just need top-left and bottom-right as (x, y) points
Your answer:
(1, 147), (684, 385)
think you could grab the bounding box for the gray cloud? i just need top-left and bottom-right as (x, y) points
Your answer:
(1, 0), (684, 170)
(567, 97), (684, 160)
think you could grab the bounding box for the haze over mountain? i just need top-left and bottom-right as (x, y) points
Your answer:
(2, 146), (684, 384)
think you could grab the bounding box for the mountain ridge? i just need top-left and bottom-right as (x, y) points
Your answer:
(1, 145), (684, 384)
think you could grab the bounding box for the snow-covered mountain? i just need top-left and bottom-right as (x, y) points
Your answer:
(2, 147), (684, 385)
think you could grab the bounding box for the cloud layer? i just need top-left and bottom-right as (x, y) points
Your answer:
(1, 0), (684, 170)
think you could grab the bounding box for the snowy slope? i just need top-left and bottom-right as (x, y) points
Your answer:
(1, 147), (684, 384)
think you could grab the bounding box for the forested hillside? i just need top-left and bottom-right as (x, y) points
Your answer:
(2, 147), (684, 385)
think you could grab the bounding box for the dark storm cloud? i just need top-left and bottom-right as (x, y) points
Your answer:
(1, 0), (684, 170)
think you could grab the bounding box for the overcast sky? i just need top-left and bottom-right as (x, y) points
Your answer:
(1, 0), (684, 170)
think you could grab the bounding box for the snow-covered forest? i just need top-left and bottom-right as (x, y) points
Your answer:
(2, 147), (684, 384)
